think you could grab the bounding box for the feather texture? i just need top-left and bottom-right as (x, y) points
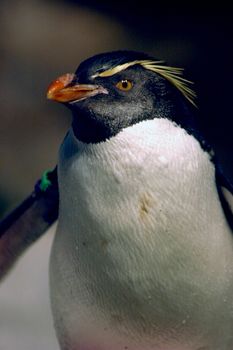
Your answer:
(93, 60), (197, 107)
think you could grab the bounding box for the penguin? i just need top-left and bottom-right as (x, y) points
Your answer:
(46, 51), (233, 350)
(0, 50), (232, 349)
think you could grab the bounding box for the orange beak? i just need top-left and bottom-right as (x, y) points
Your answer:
(47, 73), (108, 103)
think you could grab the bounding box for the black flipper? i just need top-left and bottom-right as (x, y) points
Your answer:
(0, 167), (59, 280)
(216, 166), (233, 232)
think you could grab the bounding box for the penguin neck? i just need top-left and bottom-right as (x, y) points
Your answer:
(58, 117), (226, 245)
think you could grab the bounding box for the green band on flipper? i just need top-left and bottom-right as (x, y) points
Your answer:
(40, 170), (52, 192)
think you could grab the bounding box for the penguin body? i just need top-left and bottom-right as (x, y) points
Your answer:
(50, 118), (233, 350)
(47, 51), (233, 350)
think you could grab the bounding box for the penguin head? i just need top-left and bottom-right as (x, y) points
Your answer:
(47, 50), (197, 144)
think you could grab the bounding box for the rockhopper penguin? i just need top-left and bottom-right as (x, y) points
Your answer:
(46, 51), (233, 350)
(1, 50), (233, 350)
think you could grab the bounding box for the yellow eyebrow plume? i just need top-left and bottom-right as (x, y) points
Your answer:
(93, 60), (197, 107)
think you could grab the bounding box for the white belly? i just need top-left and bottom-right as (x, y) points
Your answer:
(50, 119), (233, 350)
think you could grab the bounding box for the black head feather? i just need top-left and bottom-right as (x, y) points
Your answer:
(67, 50), (199, 144)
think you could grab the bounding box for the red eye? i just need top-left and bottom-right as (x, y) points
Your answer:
(116, 80), (133, 91)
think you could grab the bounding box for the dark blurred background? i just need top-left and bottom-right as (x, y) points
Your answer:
(0, 0), (232, 217)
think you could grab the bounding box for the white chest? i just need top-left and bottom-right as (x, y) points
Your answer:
(50, 119), (233, 350)
(58, 119), (216, 240)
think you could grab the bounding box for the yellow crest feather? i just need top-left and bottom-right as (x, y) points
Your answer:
(93, 59), (197, 107)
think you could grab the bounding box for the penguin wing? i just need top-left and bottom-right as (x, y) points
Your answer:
(216, 167), (233, 231)
(0, 167), (59, 280)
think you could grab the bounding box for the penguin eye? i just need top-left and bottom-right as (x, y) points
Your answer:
(116, 80), (133, 91)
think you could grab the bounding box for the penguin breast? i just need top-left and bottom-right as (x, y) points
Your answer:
(50, 118), (233, 350)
